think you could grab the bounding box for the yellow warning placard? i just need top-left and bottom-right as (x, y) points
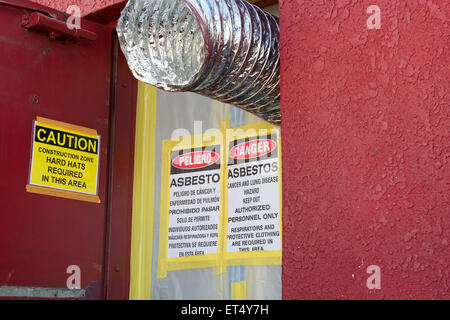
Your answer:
(223, 122), (282, 267)
(27, 117), (101, 203)
(157, 130), (225, 278)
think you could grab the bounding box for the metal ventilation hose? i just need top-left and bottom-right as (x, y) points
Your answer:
(116, 0), (280, 125)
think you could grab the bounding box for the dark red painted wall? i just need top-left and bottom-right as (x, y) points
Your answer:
(280, 0), (449, 299)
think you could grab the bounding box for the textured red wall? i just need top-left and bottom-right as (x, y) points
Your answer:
(280, 0), (449, 299)
(29, 0), (127, 24)
(30, 0), (123, 15)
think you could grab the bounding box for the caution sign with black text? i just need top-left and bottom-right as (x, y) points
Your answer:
(157, 132), (225, 278)
(27, 117), (101, 203)
(167, 145), (222, 259)
(224, 123), (282, 266)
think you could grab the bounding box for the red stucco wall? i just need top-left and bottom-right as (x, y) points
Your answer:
(280, 0), (449, 299)
(29, 0), (127, 24)
(30, 0), (123, 16)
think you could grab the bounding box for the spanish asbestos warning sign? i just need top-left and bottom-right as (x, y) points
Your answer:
(167, 145), (222, 259)
(28, 119), (100, 196)
(226, 134), (281, 253)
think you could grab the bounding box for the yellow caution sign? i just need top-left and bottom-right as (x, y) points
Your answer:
(27, 117), (101, 203)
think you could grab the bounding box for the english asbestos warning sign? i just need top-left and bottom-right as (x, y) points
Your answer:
(28, 118), (100, 199)
(167, 145), (222, 259)
(226, 134), (281, 253)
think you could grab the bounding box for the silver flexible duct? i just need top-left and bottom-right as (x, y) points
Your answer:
(116, 0), (280, 125)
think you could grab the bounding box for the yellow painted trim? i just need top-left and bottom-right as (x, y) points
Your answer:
(231, 281), (247, 300)
(129, 82), (158, 300)
(217, 120), (230, 275)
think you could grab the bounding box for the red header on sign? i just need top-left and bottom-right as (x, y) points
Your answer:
(172, 151), (220, 169)
(230, 139), (276, 160)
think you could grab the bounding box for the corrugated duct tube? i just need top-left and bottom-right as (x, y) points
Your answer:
(116, 0), (280, 125)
